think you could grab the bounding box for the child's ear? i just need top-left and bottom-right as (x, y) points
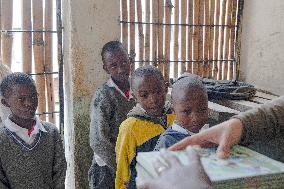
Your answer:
(165, 81), (170, 88)
(1, 98), (9, 108)
(170, 103), (175, 114)
(131, 93), (137, 102)
(103, 64), (110, 74)
(164, 82), (169, 94)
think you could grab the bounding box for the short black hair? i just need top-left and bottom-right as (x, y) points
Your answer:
(0, 72), (36, 98)
(130, 65), (164, 93)
(172, 73), (207, 102)
(101, 41), (127, 63)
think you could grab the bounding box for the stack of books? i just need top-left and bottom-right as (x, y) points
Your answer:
(136, 146), (284, 188)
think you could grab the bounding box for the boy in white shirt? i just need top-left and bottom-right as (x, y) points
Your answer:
(155, 74), (209, 150)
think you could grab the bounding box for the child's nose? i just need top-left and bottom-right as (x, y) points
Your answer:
(191, 112), (198, 122)
(117, 66), (126, 74)
(23, 98), (33, 107)
(148, 94), (158, 104)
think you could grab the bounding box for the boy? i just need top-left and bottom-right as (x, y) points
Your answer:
(89, 41), (135, 189)
(115, 65), (175, 189)
(155, 74), (209, 150)
(0, 72), (66, 188)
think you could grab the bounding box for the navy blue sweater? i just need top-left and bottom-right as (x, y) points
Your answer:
(154, 127), (190, 151)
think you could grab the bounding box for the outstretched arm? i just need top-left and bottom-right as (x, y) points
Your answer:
(170, 96), (284, 159)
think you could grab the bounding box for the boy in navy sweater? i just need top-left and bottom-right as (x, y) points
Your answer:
(155, 74), (209, 150)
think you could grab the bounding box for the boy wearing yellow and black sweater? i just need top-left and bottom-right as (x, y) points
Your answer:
(115, 66), (175, 189)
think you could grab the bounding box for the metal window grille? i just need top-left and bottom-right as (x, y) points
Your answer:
(120, 0), (244, 81)
(0, 0), (64, 134)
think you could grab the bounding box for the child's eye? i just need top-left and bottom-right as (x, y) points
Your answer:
(31, 96), (37, 100)
(183, 109), (192, 114)
(198, 108), (207, 113)
(18, 98), (24, 102)
(139, 93), (148, 98)
(154, 88), (162, 94)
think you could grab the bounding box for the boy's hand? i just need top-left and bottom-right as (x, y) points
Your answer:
(124, 181), (129, 189)
(169, 118), (244, 159)
(138, 148), (212, 189)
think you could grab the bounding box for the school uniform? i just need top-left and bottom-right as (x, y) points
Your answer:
(0, 117), (66, 189)
(89, 78), (135, 189)
(154, 122), (210, 150)
(115, 104), (175, 189)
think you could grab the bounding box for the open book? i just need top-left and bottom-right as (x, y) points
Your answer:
(136, 146), (284, 188)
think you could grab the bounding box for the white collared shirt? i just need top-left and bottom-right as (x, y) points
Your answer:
(171, 122), (209, 136)
(4, 117), (47, 145)
(106, 78), (133, 100)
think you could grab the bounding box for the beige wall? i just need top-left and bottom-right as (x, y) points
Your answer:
(63, 0), (120, 188)
(240, 0), (284, 95)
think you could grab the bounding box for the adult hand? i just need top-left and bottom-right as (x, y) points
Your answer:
(138, 148), (212, 189)
(169, 118), (244, 159)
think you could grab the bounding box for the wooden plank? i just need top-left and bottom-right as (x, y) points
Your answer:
(121, 0), (128, 50)
(144, 0), (151, 65)
(214, 99), (260, 112)
(208, 0), (215, 79)
(223, 0), (232, 80)
(129, 0), (136, 70)
(180, 0), (187, 73)
(136, 0), (144, 66)
(208, 101), (240, 122)
(229, 0), (237, 80)
(203, 0), (210, 78)
(152, 0), (158, 66)
(213, 0), (220, 79)
(164, 0), (173, 82)
(22, 0), (32, 74)
(173, 0), (180, 77)
(197, 0), (204, 76)
(45, 0), (55, 123)
(33, 0), (46, 121)
(217, 0), (227, 80)
(235, 0), (244, 80)
(1, 0), (13, 67)
(187, 0), (193, 73)
(192, 0), (200, 75)
(157, 0), (165, 73)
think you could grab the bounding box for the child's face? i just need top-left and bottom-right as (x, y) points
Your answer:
(103, 48), (130, 83)
(2, 84), (38, 120)
(134, 74), (166, 117)
(172, 89), (208, 133)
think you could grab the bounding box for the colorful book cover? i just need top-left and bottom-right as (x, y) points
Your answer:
(136, 145), (284, 188)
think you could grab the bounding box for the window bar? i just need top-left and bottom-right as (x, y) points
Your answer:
(180, 0), (187, 73)
(56, 0), (64, 134)
(208, 0), (216, 79)
(235, 0), (244, 80)
(22, 0), (32, 74)
(173, 0), (179, 77)
(213, 0), (221, 79)
(119, 20), (238, 28)
(229, 0), (238, 80)
(223, 0), (232, 80)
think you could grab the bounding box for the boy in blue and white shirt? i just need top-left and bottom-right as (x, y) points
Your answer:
(155, 74), (211, 150)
